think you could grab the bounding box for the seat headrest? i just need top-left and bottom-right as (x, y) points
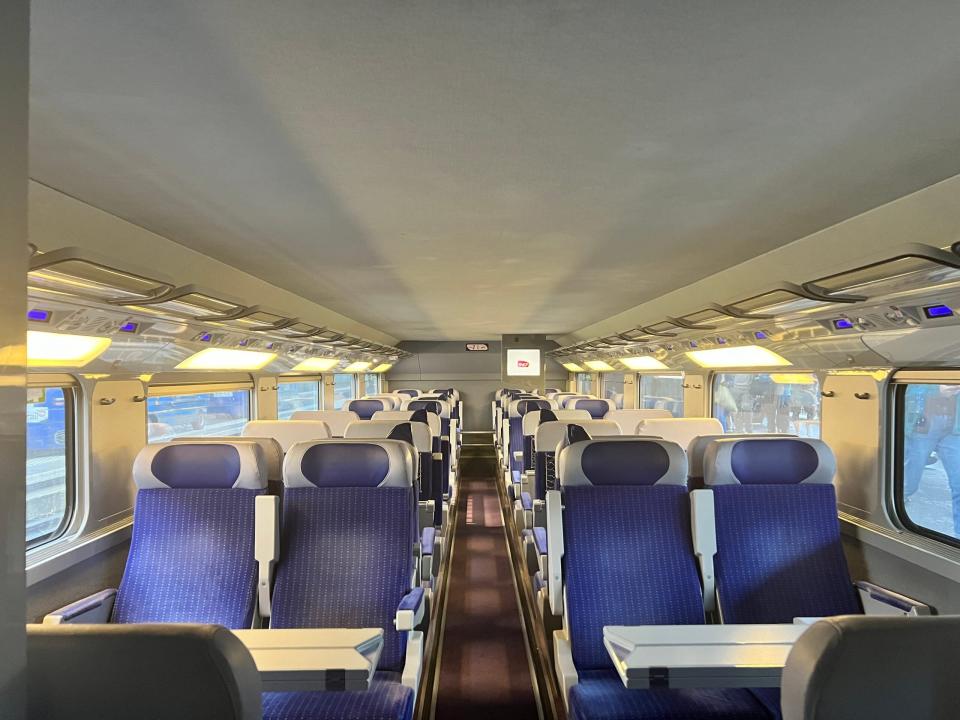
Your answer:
(687, 433), (796, 478)
(394, 388), (421, 398)
(283, 439), (415, 489)
(402, 398), (450, 418)
(509, 398), (556, 418)
(408, 409), (429, 424)
(559, 394), (593, 409)
(544, 388), (560, 397)
(703, 437), (836, 486)
(345, 398), (389, 419)
(287, 411), (359, 437)
(606, 408), (673, 433)
(635, 417), (724, 446)
(558, 437), (687, 487)
(568, 398), (615, 418)
(521, 408), (564, 437)
(344, 420), (432, 453)
(566, 423), (592, 445)
(362, 394), (400, 410)
(133, 442), (267, 490)
(242, 419), (332, 452)
(535, 418), (621, 450)
(170, 436), (282, 485)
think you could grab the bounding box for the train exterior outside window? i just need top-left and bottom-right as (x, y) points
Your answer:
(26, 385), (74, 547)
(898, 383), (960, 544)
(333, 373), (355, 409)
(711, 372), (820, 437)
(146, 389), (251, 443)
(639, 374), (684, 417)
(602, 373), (625, 409)
(575, 372), (593, 395)
(277, 380), (321, 419)
(364, 373), (379, 396)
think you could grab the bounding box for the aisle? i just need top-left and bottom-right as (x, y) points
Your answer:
(432, 451), (540, 719)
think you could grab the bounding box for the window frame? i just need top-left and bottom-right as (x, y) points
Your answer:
(891, 379), (960, 550)
(145, 382), (253, 443)
(277, 376), (323, 418)
(638, 372), (685, 416)
(26, 380), (78, 551)
(332, 373), (358, 410)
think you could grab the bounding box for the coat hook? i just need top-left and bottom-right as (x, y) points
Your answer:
(854, 392), (871, 400)
(132, 395), (146, 403)
(98, 397), (116, 406)
(821, 390), (836, 398)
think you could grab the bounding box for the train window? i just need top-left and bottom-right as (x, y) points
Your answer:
(576, 372), (593, 395)
(332, 373), (355, 410)
(712, 372), (820, 436)
(639, 374), (684, 417)
(26, 385), (74, 548)
(364, 373), (380, 396)
(147, 388), (251, 443)
(277, 379), (321, 419)
(602, 373), (625, 409)
(896, 383), (960, 544)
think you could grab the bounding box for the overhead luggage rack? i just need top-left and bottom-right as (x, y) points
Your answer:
(672, 305), (745, 329)
(29, 247), (175, 303)
(723, 282), (859, 319)
(211, 307), (297, 331)
(123, 284), (247, 320)
(803, 243), (960, 301)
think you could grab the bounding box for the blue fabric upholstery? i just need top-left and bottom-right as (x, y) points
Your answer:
(510, 421), (524, 472)
(270, 486), (415, 671)
(149, 444), (242, 488)
(518, 399), (551, 415)
(576, 399), (611, 419)
(568, 671), (773, 720)
(580, 442), (669, 486)
(298, 444), (390, 487)
(112, 488), (260, 627)
(563, 485), (705, 669)
(347, 400), (386, 420)
(263, 671), (413, 720)
(730, 439), (819, 485)
(520, 492), (533, 511)
(408, 400), (441, 414)
(713, 484), (861, 623)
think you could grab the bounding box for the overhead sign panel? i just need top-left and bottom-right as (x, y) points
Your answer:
(506, 348), (541, 376)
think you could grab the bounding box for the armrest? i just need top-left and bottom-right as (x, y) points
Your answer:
(690, 490), (717, 614)
(255, 495), (280, 618)
(513, 451), (524, 464)
(421, 527), (436, 556)
(546, 490), (565, 616)
(520, 492), (533, 512)
(855, 581), (932, 616)
(395, 587), (426, 631)
(43, 588), (116, 625)
(533, 526), (548, 556)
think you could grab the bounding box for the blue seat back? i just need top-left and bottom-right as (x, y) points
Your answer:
(703, 437), (860, 623)
(558, 437), (699, 670)
(113, 442), (267, 628)
(346, 398), (388, 420)
(568, 398), (615, 419)
(271, 439), (417, 671)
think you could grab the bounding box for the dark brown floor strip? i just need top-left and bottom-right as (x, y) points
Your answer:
(432, 454), (540, 719)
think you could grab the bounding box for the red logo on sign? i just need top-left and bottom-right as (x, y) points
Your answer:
(517, 360), (529, 368)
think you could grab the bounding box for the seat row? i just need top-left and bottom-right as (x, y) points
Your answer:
(44, 437), (430, 720)
(527, 431), (930, 719)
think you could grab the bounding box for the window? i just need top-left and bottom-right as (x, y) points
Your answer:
(576, 372), (593, 395)
(712, 373), (820, 437)
(333, 374), (355, 410)
(896, 383), (960, 544)
(639, 374), (684, 417)
(27, 385), (74, 548)
(602, 373), (625, 409)
(364, 373), (380, 396)
(278, 380), (321, 419)
(147, 388), (251, 443)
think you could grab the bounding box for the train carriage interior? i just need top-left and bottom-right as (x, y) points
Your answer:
(5, 1), (960, 718)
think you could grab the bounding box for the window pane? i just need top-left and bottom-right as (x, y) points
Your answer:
(576, 373), (593, 395)
(602, 373), (625, 409)
(27, 386), (71, 545)
(900, 383), (960, 541)
(364, 374), (379, 396)
(147, 389), (250, 443)
(278, 381), (320, 419)
(639, 374), (684, 417)
(333, 374), (354, 410)
(712, 373), (820, 437)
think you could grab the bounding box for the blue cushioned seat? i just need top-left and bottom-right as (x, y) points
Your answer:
(263, 672), (413, 720)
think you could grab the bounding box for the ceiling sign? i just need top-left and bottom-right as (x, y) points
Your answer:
(465, 343), (489, 352)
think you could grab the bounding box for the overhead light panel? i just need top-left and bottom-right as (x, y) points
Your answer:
(175, 347), (276, 371)
(372, 363), (393, 373)
(27, 331), (112, 368)
(585, 360), (615, 372)
(770, 373), (818, 385)
(292, 357), (339, 372)
(686, 345), (792, 369)
(620, 356), (669, 371)
(562, 362), (585, 372)
(343, 361), (372, 372)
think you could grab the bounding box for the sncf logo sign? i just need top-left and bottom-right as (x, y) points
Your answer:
(517, 360), (529, 368)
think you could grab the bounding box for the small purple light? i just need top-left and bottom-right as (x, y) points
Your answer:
(238, 339), (249, 347)
(199, 333), (212, 342)
(716, 337), (727, 345)
(689, 341), (698, 348)
(833, 318), (854, 330)
(27, 309), (50, 322)
(754, 331), (767, 340)
(118, 322), (138, 333)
